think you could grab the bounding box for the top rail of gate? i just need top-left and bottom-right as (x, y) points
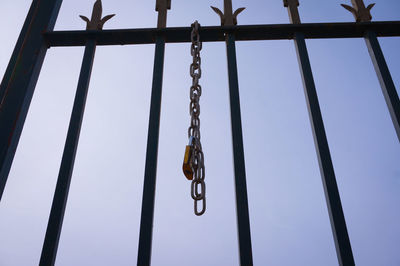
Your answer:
(44, 21), (400, 47)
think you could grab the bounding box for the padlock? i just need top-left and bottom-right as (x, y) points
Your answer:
(182, 136), (194, 180)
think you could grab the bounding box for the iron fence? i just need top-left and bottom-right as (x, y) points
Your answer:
(0, 0), (399, 265)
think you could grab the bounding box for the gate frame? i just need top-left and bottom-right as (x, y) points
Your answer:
(0, 0), (399, 265)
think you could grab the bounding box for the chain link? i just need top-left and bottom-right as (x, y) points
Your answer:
(188, 21), (206, 216)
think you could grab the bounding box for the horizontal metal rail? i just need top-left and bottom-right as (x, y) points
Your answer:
(44, 21), (400, 47)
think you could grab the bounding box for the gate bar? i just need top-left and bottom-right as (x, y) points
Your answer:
(39, 2), (115, 263)
(341, 0), (400, 142)
(0, 1), (36, 102)
(39, 38), (97, 266)
(226, 33), (254, 266)
(137, 34), (166, 266)
(0, 0), (64, 201)
(43, 21), (400, 47)
(365, 31), (400, 141)
(137, 2), (169, 265)
(295, 34), (355, 266)
(211, 1), (253, 264)
(284, 1), (355, 265)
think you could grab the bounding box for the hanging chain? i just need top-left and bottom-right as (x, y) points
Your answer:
(188, 21), (206, 216)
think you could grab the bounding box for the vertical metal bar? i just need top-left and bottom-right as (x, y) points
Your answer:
(39, 39), (97, 266)
(365, 31), (400, 141)
(341, 0), (399, 138)
(294, 32), (355, 266)
(284, 2), (354, 264)
(0, 1), (36, 102)
(0, 0), (63, 201)
(137, 35), (165, 266)
(225, 33), (253, 266)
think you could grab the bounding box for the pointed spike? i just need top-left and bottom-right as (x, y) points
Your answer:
(211, 6), (224, 25)
(351, 0), (362, 9)
(344, 0), (374, 22)
(233, 7), (245, 25)
(233, 7), (245, 18)
(80, 0), (116, 30)
(211, 6), (223, 16)
(99, 14), (115, 29)
(367, 3), (375, 10)
(94, 0), (102, 12)
(92, 0), (103, 23)
(341, 4), (357, 15)
(79, 15), (90, 23)
(102, 14), (115, 22)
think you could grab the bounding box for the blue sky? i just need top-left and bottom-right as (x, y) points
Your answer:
(0, 0), (399, 265)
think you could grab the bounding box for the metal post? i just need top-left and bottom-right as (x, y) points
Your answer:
(211, 2), (253, 265)
(39, 2), (114, 264)
(39, 39), (97, 266)
(365, 31), (400, 140)
(285, 2), (355, 266)
(0, 1), (36, 102)
(137, 36), (165, 266)
(341, 1), (400, 141)
(226, 33), (254, 266)
(0, 0), (63, 201)
(364, 31), (400, 141)
(296, 32), (355, 266)
(137, 1), (169, 265)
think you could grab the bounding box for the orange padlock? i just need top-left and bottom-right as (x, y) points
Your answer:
(182, 137), (194, 180)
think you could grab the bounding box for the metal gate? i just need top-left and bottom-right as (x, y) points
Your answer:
(0, 0), (399, 265)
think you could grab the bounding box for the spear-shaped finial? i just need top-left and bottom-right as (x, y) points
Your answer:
(80, 0), (115, 30)
(341, 0), (375, 22)
(156, 0), (171, 28)
(283, 0), (301, 24)
(211, 0), (245, 26)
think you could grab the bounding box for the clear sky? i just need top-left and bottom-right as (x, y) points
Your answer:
(0, 0), (399, 265)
